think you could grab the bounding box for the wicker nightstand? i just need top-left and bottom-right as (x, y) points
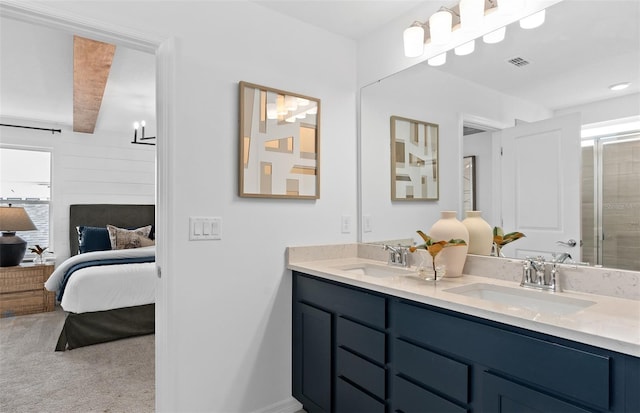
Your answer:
(0, 263), (56, 318)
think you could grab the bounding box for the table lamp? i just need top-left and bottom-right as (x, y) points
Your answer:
(0, 205), (37, 267)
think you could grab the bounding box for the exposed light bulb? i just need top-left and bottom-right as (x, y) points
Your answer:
(455, 40), (475, 56)
(141, 120), (146, 127)
(459, 0), (484, 31)
(428, 52), (447, 66)
(403, 24), (425, 57)
(520, 9), (546, 29)
(133, 122), (140, 130)
(483, 26), (506, 44)
(429, 10), (452, 45)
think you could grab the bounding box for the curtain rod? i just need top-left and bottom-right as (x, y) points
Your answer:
(0, 123), (62, 134)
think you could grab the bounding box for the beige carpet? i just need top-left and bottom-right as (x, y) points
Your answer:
(0, 306), (154, 413)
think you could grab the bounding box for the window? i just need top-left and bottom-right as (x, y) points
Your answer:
(0, 147), (51, 259)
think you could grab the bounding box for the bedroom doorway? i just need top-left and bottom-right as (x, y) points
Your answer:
(0, 3), (173, 410)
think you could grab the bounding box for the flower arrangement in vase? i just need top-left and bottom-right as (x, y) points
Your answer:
(492, 227), (525, 257)
(29, 245), (51, 264)
(409, 230), (467, 281)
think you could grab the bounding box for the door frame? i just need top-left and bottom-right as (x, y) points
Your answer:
(0, 1), (175, 410)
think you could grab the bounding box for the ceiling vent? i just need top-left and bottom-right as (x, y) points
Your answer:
(507, 57), (530, 67)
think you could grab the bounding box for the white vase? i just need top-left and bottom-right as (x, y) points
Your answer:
(462, 211), (493, 256)
(428, 211), (469, 278)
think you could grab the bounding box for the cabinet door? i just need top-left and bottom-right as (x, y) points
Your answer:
(483, 372), (595, 413)
(293, 302), (332, 413)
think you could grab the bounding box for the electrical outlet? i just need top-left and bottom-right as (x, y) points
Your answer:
(341, 216), (351, 234)
(363, 215), (373, 232)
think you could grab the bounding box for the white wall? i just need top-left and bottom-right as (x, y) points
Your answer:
(360, 63), (551, 243)
(555, 93), (640, 125)
(22, 1), (358, 412)
(0, 116), (155, 260)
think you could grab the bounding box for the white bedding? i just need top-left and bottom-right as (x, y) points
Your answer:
(45, 246), (156, 314)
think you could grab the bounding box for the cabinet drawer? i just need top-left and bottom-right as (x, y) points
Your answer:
(483, 372), (593, 413)
(337, 317), (385, 363)
(394, 301), (610, 409)
(336, 376), (385, 413)
(337, 347), (385, 399)
(0, 290), (45, 317)
(295, 273), (385, 328)
(393, 375), (467, 413)
(0, 268), (44, 293)
(394, 338), (469, 403)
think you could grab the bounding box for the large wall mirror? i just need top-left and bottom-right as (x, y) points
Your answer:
(360, 0), (640, 272)
(239, 81), (320, 199)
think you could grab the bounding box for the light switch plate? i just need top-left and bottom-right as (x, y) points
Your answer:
(341, 215), (351, 234)
(189, 217), (222, 240)
(363, 215), (373, 233)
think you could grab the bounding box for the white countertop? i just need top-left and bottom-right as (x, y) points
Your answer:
(288, 254), (640, 357)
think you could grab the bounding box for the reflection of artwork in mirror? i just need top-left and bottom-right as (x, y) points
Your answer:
(390, 116), (439, 201)
(463, 156), (476, 211)
(239, 81), (320, 199)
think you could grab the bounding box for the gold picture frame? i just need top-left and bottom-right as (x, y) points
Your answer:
(239, 81), (320, 199)
(390, 115), (439, 201)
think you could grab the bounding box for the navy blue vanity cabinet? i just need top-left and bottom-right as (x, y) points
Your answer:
(292, 272), (387, 413)
(392, 299), (640, 412)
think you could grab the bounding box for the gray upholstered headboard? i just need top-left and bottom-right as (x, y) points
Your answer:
(69, 204), (155, 256)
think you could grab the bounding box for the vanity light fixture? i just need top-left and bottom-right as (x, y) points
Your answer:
(403, 21), (426, 57)
(519, 9), (546, 29)
(131, 120), (156, 146)
(609, 82), (630, 91)
(429, 9), (454, 45)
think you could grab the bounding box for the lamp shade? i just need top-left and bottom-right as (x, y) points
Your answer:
(0, 206), (37, 232)
(455, 40), (476, 56)
(428, 52), (447, 66)
(0, 206), (36, 267)
(403, 24), (425, 57)
(429, 10), (452, 45)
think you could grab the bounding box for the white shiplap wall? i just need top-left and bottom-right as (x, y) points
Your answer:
(0, 116), (155, 260)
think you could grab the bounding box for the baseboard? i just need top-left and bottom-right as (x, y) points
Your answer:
(252, 397), (303, 413)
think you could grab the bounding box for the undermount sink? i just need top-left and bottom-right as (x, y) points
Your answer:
(444, 283), (596, 315)
(333, 263), (415, 278)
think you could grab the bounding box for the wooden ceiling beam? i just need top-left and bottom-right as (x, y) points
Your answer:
(73, 35), (116, 134)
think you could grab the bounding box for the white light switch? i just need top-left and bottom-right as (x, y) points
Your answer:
(190, 217), (222, 240)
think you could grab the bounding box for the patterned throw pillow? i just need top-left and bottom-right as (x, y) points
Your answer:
(106, 225), (154, 250)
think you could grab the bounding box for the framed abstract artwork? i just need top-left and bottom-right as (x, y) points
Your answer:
(239, 81), (320, 199)
(390, 115), (439, 201)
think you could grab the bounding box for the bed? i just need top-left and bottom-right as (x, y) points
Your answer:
(45, 204), (156, 351)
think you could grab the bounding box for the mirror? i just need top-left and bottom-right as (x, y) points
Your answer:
(390, 115), (439, 201)
(239, 81), (320, 199)
(462, 156), (475, 211)
(360, 0), (640, 272)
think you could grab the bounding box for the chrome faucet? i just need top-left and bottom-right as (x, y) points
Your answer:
(520, 256), (561, 292)
(383, 244), (409, 268)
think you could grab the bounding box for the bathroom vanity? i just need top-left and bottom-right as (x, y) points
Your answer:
(288, 244), (640, 413)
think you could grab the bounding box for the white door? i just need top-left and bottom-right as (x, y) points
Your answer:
(499, 113), (581, 261)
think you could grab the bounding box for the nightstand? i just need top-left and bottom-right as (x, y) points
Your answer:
(0, 263), (56, 318)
